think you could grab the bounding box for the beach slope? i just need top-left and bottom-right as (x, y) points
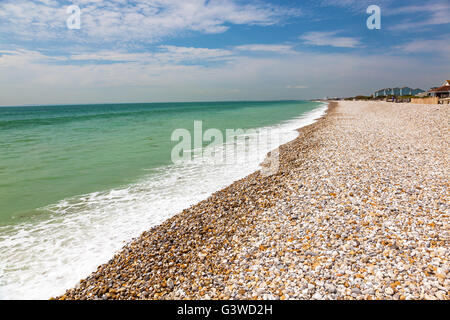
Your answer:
(58, 101), (449, 300)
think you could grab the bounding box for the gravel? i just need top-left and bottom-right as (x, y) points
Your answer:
(56, 101), (449, 300)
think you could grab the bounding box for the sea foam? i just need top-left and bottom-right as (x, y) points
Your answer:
(0, 103), (327, 299)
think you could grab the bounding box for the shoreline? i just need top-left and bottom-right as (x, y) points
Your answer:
(56, 102), (334, 300)
(0, 101), (324, 300)
(57, 101), (449, 300)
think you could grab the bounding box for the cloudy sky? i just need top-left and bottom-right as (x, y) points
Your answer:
(0, 0), (449, 106)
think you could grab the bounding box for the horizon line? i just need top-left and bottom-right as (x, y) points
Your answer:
(0, 98), (321, 108)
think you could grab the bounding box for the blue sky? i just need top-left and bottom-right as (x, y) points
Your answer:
(0, 0), (449, 106)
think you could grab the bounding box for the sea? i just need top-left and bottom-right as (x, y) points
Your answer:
(0, 100), (327, 299)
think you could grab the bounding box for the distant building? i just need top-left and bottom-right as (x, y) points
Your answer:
(373, 87), (425, 97)
(416, 92), (428, 98)
(401, 87), (412, 95)
(411, 88), (425, 96)
(428, 80), (450, 98)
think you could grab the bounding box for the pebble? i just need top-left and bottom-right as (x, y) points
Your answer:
(385, 287), (394, 296)
(55, 101), (450, 301)
(352, 288), (361, 295)
(312, 293), (323, 300)
(325, 284), (337, 293)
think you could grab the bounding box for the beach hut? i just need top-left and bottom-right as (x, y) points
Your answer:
(429, 81), (450, 99)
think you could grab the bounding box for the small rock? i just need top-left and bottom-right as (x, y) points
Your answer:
(351, 288), (361, 295)
(312, 293), (323, 300)
(384, 287), (394, 295)
(325, 284), (337, 293)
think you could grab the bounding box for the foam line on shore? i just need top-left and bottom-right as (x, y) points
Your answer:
(0, 103), (327, 300)
(57, 101), (449, 301)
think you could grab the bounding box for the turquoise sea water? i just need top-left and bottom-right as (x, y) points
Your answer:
(0, 100), (326, 299)
(0, 101), (319, 225)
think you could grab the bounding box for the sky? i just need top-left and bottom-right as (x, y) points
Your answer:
(0, 0), (449, 106)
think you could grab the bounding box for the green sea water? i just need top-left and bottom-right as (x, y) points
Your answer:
(0, 100), (327, 300)
(0, 101), (320, 226)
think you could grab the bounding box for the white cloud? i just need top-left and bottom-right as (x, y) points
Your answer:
(1, 47), (449, 106)
(300, 31), (360, 48)
(156, 45), (234, 62)
(395, 37), (450, 55)
(0, 0), (298, 43)
(235, 44), (295, 54)
(317, 0), (392, 12)
(387, 2), (450, 31)
(286, 85), (308, 89)
(68, 46), (234, 64)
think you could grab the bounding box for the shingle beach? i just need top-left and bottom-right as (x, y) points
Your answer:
(57, 101), (449, 300)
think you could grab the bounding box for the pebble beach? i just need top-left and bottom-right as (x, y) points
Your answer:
(57, 101), (449, 300)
